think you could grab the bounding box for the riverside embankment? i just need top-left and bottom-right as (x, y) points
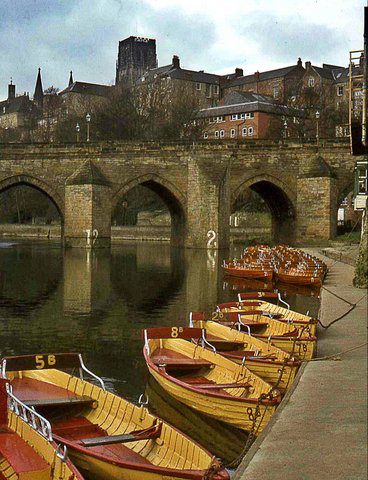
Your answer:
(234, 250), (367, 480)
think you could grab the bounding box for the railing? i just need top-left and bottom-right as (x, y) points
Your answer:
(5, 382), (53, 441)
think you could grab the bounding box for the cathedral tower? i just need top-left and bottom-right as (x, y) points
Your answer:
(115, 36), (157, 85)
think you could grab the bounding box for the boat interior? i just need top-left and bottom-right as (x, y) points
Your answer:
(1, 354), (215, 474)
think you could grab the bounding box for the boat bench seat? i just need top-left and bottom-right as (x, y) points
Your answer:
(151, 349), (211, 370)
(10, 377), (95, 408)
(195, 382), (252, 390)
(0, 431), (51, 479)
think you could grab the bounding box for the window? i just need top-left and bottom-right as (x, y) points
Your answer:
(196, 83), (201, 91)
(213, 85), (219, 95)
(357, 166), (368, 193)
(240, 113), (245, 119)
(230, 128), (236, 138)
(220, 129), (225, 138)
(337, 86), (344, 96)
(2, 107), (5, 114)
(205, 84), (211, 97)
(216, 116), (224, 123)
(308, 77), (315, 87)
(245, 112), (254, 119)
(215, 130), (219, 138)
(242, 127), (247, 136)
(203, 132), (208, 139)
(273, 85), (279, 98)
(231, 114), (238, 121)
(248, 126), (254, 136)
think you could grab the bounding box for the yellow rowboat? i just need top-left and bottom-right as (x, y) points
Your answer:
(211, 309), (316, 360)
(190, 313), (299, 393)
(217, 291), (318, 336)
(0, 353), (229, 480)
(0, 378), (84, 480)
(143, 327), (281, 434)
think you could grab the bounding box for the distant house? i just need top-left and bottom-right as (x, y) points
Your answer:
(197, 91), (301, 140)
(222, 59), (305, 103)
(59, 80), (113, 116)
(137, 55), (221, 108)
(0, 81), (38, 141)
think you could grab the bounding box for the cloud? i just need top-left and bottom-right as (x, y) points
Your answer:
(0, 0), (364, 99)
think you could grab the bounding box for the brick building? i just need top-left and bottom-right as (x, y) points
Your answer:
(197, 91), (300, 140)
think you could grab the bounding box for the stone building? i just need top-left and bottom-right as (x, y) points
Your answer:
(222, 58), (305, 102)
(137, 54), (221, 108)
(59, 80), (112, 116)
(0, 80), (38, 141)
(116, 36), (157, 85)
(197, 91), (301, 140)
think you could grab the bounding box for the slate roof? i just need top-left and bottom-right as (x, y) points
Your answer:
(226, 64), (302, 88)
(197, 91), (301, 118)
(59, 81), (112, 97)
(139, 64), (221, 85)
(0, 95), (34, 115)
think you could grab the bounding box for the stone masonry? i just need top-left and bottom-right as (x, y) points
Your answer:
(0, 141), (360, 248)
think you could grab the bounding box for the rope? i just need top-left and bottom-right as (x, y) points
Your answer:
(225, 328), (302, 469)
(318, 291), (367, 329)
(303, 342), (368, 362)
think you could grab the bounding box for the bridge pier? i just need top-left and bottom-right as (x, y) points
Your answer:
(64, 161), (112, 248)
(185, 156), (231, 249)
(296, 156), (337, 244)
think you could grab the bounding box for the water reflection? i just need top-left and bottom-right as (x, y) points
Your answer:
(0, 239), (320, 457)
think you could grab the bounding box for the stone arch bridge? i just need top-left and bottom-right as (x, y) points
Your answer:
(0, 141), (359, 248)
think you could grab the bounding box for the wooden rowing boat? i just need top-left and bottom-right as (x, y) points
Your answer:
(211, 308), (316, 360)
(1, 353), (229, 480)
(223, 264), (273, 281)
(217, 291), (318, 336)
(275, 268), (323, 286)
(143, 327), (281, 434)
(0, 378), (84, 480)
(190, 313), (299, 393)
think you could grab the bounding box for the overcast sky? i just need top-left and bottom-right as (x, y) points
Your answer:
(0, 0), (365, 100)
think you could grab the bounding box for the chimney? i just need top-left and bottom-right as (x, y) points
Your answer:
(235, 68), (243, 77)
(297, 57), (302, 67)
(8, 79), (15, 99)
(172, 55), (180, 68)
(305, 61), (311, 70)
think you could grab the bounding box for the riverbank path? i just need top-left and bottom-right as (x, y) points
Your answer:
(233, 249), (367, 480)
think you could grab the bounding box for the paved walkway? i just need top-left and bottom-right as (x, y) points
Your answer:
(233, 252), (367, 480)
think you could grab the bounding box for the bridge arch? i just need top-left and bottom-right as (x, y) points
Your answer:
(0, 175), (64, 219)
(232, 174), (296, 244)
(113, 174), (187, 247)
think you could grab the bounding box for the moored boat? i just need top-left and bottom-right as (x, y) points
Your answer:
(216, 291), (318, 336)
(212, 307), (316, 360)
(190, 312), (300, 393)
(0, 378), (84, 480)
(0, 353), (229, 480)
(143, 327), (281, 434)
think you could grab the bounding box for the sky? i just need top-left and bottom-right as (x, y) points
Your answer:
(0, 0), (366, 100)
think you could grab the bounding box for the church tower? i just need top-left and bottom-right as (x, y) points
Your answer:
(115, 36), (157, 85)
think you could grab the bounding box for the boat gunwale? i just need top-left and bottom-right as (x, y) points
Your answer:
(143, 347), (279, 407)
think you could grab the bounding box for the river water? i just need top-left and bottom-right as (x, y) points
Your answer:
(0, 239), (320, 464)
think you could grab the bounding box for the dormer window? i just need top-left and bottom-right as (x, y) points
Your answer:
(308, 77), (315, 87)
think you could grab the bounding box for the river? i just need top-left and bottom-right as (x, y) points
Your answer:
(0, 239), (320, 464)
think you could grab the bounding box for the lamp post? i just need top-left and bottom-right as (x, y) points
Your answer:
(283, 119), (288, 142)
(76, 123), (80, 143)
(86, 113), (91, 142)
(315, 110), (320, 146)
